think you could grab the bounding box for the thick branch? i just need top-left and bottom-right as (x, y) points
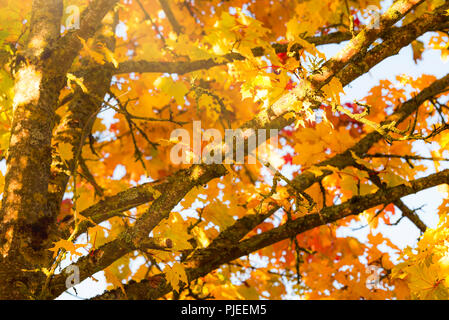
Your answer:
(158, 0), (183, 34)
(109, 30), (360, 75)
(48, 11), (118, 227)
(108, 11), (449, 78)
(134, 72), (448, 300)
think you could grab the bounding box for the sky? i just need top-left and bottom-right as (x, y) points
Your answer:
(53, 0), (449, 299)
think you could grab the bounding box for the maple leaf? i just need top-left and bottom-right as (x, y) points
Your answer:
(104, 267), (127, 297)
(48, 240), (88, 259)
(164, 262), (188, 292)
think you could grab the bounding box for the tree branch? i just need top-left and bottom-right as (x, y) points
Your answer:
(48, 10), (118, 223)
(47, 164), (227, 298)
(158, 0), (183, 34)
(394, 200), (427, 233)
(309, 0), (425, 87)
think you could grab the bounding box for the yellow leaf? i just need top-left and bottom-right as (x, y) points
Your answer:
(191, 226), (210, 248)
(133, 264), (149, 282)
(101, 47), (119, 68)
(146, 185), (162, 200)
(104, 267), (127, 296)
(154, 76), (189, 105)
(165, 262), (188, 292)
(198, 94), (220, 122)
(78, 36), (105, 64)
(153, 212), (192, 250)
(203, 201), (235, 230)
(159, 137), (183, 147)
(92, 118), (106, 133)
(322, 78), (344, 105)
(76, 187), (95, 212)
(66, 73), (88, 93)
(58, 142), (74, 162)
(0, 170), (4, 194)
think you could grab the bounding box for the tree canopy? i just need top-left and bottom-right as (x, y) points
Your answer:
(0, 0), (449, 300)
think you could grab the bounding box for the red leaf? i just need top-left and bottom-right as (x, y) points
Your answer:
(277, 52), (288, 64)
(283, 153), (293, 165)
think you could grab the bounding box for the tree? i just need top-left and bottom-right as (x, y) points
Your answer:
(0, 0), (448, 300)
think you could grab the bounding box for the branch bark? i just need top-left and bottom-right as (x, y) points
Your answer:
(158, 0), (183, 34)
(48, 10), (118, 228)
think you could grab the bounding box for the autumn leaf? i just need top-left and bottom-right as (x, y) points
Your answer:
(104, 267), (127, 297)
(48, 240), (88, 259)
(411, 40), (425, 64)
(66, 73), (88, 93)
(164, 262), (188, 292)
